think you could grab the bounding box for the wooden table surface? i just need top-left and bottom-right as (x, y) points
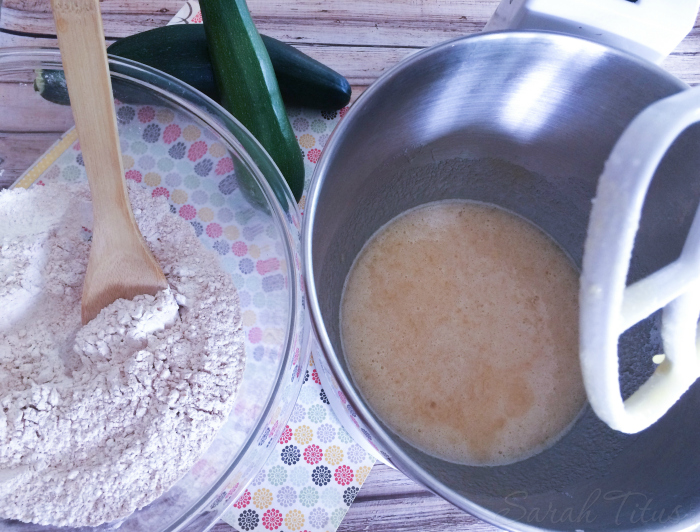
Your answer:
(2, 0), (700, 530)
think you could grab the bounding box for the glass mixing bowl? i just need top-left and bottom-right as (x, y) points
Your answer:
(0, 48), (310, 532)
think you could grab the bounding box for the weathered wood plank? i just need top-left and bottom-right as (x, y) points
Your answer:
(0, 6), (172, 38)
(209, 463), (502, 532)
(0, 37), (415, 87)
(0, 7), (489, 43)
(3, 0), (495, 21)
(221, 18), (483, 47)
(4, 0), (700, 52)
(0, 132), (62, 188)
(0, 31), (59, 48)
(296, 44), (419, 86)
(3, 0), (700, 87)
(212, 495), (502, 532)
(2, 0), (181, 15)
(662, 54), (700, 86)
(0, 0), (491, 87)
(353, 462), (431, 499)
(0, 82), (75, 133)
(1, 20), (458, 50)
(337, 495), (503, 532)
(661, 24), (700, 86)
(3, 39), (697, 88)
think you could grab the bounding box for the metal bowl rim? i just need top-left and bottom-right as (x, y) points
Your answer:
(301, 29), (692, 532)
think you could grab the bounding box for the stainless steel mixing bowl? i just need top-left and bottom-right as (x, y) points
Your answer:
(303, 31), (700, 532)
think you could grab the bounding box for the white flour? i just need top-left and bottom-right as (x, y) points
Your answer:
(0, 182), (245, 527)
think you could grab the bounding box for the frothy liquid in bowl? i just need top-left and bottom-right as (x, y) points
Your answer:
(340, 201), (585, 466)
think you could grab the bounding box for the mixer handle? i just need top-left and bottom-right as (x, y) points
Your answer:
(484, 0), (700, 65)
(580, 85), (700, 434)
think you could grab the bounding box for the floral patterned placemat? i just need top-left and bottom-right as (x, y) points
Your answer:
(15, 69), (372, 532)
(168, 4), (377, 531)
(223, 356), (374, 532)
(14, 4), (375, 528)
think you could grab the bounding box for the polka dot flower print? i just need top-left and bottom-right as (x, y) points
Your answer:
(355, 466), (372, 486)
(281, 445), (301, 466)
(279, 425), (293, 445)
(294, 425), (313, 446)
(325, 446), (344, 466)
(238, 509), (259, 531)
(299, 486), (319, 507)
(308, 507), (329, 528)
(267, 466), (287, 487)
(253, 488), (274, 509)
(331, 507), (348, 528)
(23, 8), (373, 527)
(312, 465), (332, 487)
(343, 486), (359, 506)
(284, 509), (305, 530)
(262, 508), (283, 530)
(316, 424), (335, 444)
(223, 349), (375, 531)
(334, 465), (354, 486)
(233, 490), (252, 509)
(303, 444), (323, 465)
(277, 485), (297, 507)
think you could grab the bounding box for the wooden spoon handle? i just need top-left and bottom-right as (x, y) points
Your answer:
(51, 0), (168, 324)
(51, 0), (126, 221)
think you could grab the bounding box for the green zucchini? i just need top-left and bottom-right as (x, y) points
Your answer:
(34, 69), (71, 106)
(35, 24), (351, 111)
(260, 34), (350, 110)
(34, 67), (179, 108)
(107, 25), (220, 103)
(200, 0), (305, 200)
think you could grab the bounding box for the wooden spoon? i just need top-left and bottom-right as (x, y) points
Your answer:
(51, 0), (168, 325)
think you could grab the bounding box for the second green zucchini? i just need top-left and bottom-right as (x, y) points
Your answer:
(35, 24), (351, 111)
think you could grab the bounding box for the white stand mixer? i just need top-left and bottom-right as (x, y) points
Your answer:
(488, 0), (700, 433)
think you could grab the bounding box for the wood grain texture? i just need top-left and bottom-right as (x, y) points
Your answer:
(208, 463), (503, 532)
(0, 79), (74, 188)
(335, 495), (501, 532)
(0, 81), (75, 133)
(3, 0), (700, 87)
(661, 24), (700, 85)
(0, 0), (493, 86)
(0, 132), (62, 187)
(1, 0), (491, 41)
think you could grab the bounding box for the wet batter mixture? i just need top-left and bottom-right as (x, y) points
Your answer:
(341, 200), (585, 466)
